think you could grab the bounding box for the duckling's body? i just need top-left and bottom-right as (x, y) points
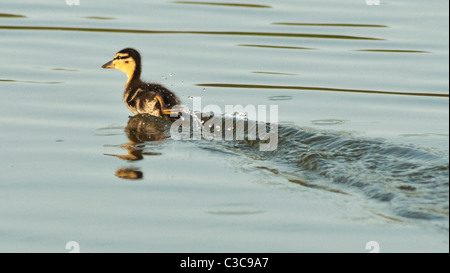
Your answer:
(124, 80), (179, 118)
(102, 48), (180, 119)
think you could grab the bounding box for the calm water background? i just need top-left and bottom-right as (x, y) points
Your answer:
(0, 0), (448, 252)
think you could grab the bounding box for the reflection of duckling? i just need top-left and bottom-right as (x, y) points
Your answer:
(104, 114), (168, 161)
(102, 48), (181, 119)
(106, 115), (170, 180)
(125, 114), (172, 143)
(115, 167), (143, 180)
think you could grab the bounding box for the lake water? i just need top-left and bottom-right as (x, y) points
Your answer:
(0, 0), (448, 253)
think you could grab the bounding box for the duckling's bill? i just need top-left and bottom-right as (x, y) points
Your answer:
(102, 60), (115, 69)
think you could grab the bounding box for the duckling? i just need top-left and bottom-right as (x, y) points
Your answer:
(102, 48), (181, 119)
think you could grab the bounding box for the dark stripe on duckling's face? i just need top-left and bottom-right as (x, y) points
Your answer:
(114, 54), (130, 60)
(102, 53), (132, 68)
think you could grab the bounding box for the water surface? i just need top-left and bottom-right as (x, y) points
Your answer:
(0, 0), (448, 252)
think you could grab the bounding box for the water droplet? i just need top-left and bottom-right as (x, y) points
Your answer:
(203, 88), (206, 92)
(169, 73), (173, 77)
(237, 112), (247, 119)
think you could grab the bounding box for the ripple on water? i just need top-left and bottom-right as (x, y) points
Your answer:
(200, 119), (449, 225)
(207, 203), (265, 216)
(0, 13), (26, 18)
(121, 114), (448, 225)
(311, 119), (347, 125)
(268, 95), (293, 101)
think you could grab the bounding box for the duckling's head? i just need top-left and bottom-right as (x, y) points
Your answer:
(102, 48), (141, 82)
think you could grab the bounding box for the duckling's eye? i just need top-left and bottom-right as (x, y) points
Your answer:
(115, 56), (122, 60)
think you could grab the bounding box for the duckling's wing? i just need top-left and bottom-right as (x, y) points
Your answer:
(132, 89), (162, 116)
(145, 83), (181, 107)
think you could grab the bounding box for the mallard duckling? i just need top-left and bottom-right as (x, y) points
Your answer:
(102, 48), (180, 119)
